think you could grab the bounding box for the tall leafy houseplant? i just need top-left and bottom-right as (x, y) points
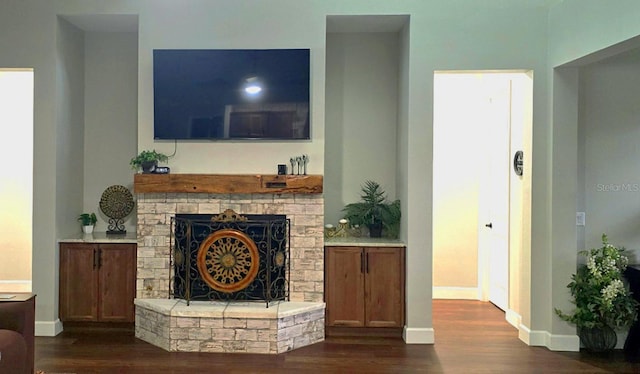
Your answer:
(555, 234), (639, 352)
(342, 180), (401, 238)
(130, 150), (169, 173)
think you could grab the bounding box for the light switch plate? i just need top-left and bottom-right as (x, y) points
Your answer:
(576, 212), (585, 226)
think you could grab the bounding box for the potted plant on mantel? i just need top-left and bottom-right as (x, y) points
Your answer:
(341, 180), (401, 238)
(129, 149), (169, 174)
(555, 234), (639, 353)
(78, 212), (97, 234)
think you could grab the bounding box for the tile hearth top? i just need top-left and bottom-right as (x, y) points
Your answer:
(134, 299), (325, 319)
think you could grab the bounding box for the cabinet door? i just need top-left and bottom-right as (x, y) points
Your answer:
(365, 247), (405, 328)
(325, 246), (365, 327)
(97, 244), (136, 322)
(59, 243), (99, 321)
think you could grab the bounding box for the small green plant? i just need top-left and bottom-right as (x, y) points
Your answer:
(555, 234), (638, 330)
(129, 149), (169, 171)
(341, 180), (401, 238)
(78, 213), (97, 226)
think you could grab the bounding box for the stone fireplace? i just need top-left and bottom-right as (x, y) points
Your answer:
(132, 174), (325, 353)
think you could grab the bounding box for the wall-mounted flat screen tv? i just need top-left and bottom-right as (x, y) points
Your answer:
(153, 49), (310, 140)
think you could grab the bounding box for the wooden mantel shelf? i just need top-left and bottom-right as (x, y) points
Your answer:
(133, 174), (323, 194)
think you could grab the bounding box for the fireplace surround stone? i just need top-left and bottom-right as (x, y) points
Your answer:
(135, 192), (324, 302)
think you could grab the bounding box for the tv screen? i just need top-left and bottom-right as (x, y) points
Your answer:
(153, 49), (310, 140)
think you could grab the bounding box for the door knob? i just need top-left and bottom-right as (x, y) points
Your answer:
(485, 223), (493, 228)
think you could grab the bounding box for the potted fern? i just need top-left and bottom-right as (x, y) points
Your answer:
(341, 180), (401, 238)
(555, 234), (639, 352)
(129, 149), (169, 173)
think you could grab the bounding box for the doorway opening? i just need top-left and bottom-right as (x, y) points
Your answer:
(432, 70), (532, 325)
(0, 69), (34, 292)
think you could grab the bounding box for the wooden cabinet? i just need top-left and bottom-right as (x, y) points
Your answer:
(325, 246), (405, 330)
(325, 247), (366, 326)
(59, 242), (136, 323)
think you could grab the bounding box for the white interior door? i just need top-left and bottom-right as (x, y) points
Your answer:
(478, 79), (511, 311)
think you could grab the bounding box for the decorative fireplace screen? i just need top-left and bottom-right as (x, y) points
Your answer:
(171, 209), (289, 307)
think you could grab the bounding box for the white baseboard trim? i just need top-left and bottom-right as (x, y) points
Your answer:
(432, 287), (478, 300)
(518, 323), (543, 345)
(35, 319), (63, 337)
(505, 308), (521, 329)
(403, 326), (435, 344)
(517, 323), (579, 351)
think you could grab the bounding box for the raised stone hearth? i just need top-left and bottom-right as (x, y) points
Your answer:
(135, 299), (325, 353)
(133, 174), (325, 354)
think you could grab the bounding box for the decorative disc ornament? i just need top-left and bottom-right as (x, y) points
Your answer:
(99, 185), (135, 234)
(513, 150), (524, 176)
(197, 229), (259, 293)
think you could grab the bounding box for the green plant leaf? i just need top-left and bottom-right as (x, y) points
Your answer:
(341, 180), (401, 238)
(77, 212), (97, 225)
(554, 234), (639, 330)
(130, 149), (170, 170)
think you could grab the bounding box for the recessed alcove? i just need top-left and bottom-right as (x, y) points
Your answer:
(324, 15), (407, 226)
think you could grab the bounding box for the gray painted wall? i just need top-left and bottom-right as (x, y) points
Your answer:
(84, 32), (138, 233)
(325, 32), (399, 227)
(581, 49), (640, 259)
(51, 18), (86, 326)
(547, 0), (640, 348)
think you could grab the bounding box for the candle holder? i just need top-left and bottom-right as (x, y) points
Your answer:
(290, 158), (296, 175)
(324, 219), (357, 238)
(302, 154), (309, 175)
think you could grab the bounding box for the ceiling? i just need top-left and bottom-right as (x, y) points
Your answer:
(60, 2), (565, 35)
(63, 13), (407, 34)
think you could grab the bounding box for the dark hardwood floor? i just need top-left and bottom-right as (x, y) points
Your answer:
(35, 300), (640, 373)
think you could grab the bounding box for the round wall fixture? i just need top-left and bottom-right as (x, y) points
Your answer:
(197, 229), (259, 293)
(513, 150), (524, 176)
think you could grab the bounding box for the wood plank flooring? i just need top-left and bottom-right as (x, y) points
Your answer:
(34, 300), (640, 373)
